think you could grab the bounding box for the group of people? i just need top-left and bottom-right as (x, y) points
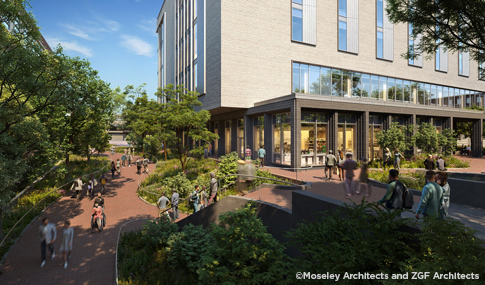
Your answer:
(70, 174), (107, 200)
(38, 218), (73, 269)
(324, 152), (370, 198)
(378, 169), (450, 219)
(109, 148), (149, 177)
(461, 145), (472, 155)
(424, 154), (447, 171)
(156, 172), (219, 221)
(383, 148), (403, 170)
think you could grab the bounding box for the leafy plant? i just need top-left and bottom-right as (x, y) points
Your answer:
(198, 202), (292, 284)
(217, 152), (239, 189)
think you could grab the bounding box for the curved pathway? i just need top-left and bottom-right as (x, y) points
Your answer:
(0, 152), (158, 284)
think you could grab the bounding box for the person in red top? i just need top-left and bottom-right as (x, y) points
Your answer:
(245, 146), (252, 161)
(92, 203), (103, 231)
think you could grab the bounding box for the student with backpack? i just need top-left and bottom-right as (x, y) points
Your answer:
(377, 169), (414, 216)
(190, 185), (200, 214)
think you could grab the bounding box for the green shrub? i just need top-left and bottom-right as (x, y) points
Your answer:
(287, 200), (415, 280)
(217, 152), (239, 189)
(167, 224), (212, 275)
(141, 217), (179, 251)
(368, 170), (426, 191)
(198, 202), (292, 284)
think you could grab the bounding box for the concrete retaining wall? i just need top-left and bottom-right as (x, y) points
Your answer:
(448, 172), (485, 182)
(447, 178), (485, 209)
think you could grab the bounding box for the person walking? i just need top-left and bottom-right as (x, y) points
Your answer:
(116, 159), (121, 175)
(99, 174), (107, 194)
(383, 148), (391, 169)
(208, 172), (218, 205)
(208, 142), (213, 157)
(357, 157), (371, 197)
(38, 217), (57, 268)
(257, 145), (266, 167)
(143, 157), (149, 173)
(436, 171), (451, 216)
(121, 153), (127, 168)
(191, 185), (200, 214)
(111, 161), (116, 178)
(127, 149), (132, 167)
(171, 188), (180, 221)
(377, 169), (405, 216)
(416, 171), (444, 220)
(436, 156), (446, 171)
(136, 158), (142, 175)
(157, 190), (170, 219)
(87, 178), (94, 199)
(70, 176), (83, 200)
(111, 146), (115, 155)
(245, 146), (252, 161)
(325, 150), (337, 181)
(60, 220), (73, 269)
(393, 149), (402, 170)
(342, 153), (357, 198)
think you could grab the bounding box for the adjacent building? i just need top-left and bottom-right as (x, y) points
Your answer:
(157, 0), (485, 168)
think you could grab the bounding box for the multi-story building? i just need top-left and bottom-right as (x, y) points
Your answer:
(157, 0), (484, 168)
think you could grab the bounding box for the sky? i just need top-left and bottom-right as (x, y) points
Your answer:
(27, 0), (164, 100)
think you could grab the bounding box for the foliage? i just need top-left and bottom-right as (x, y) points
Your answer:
(198, 202), (292, 284)
(217, 152), (239, 189)
(288, 200), (416, 278)
(167, 224), (212, 276)
(444, 155), (469, 168)
(385, 0), (485, 79)
(246, 169), (293, 191)
(368, 170), (426, 191)
(404, 217), (485, 283)
(376, 123), (414, 153)
(155, 84), (218, 172)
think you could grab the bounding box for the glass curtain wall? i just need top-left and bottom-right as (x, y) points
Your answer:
(273, 113), (292, 165)
(369, 115), (383, 160)
(337, 114), (357, 160)
(292, 62), (484, 109)
(301, 112), (328, 166)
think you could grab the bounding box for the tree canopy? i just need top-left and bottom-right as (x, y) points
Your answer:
(386, 0), (485, 77)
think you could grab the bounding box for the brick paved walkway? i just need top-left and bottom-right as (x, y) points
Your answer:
(0, 152), (160, 285)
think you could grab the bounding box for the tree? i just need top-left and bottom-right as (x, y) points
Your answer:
(386, 0), (485, 78)
(414, 122), (441, 154)
(438, 128), (456, 155)
(159, 84), (218, 172)
(376, 122), (414, 153)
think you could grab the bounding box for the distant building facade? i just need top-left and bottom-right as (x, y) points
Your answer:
(157, 0), (485, 168)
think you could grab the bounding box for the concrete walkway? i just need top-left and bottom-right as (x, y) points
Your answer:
(0, 152), (160, 285)
(256, 162), (485, 241)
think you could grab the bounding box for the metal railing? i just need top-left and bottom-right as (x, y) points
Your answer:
(0, 161), (111, 250)
(281, 165), (313, 182)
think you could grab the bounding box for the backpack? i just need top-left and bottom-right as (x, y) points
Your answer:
(387, 181), (414, 209)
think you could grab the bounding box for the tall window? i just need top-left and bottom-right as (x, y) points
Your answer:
(459, 53), (463, 75)
(339, 21), (347, 51)
(194, 23), (197, 59)
(377, 31), (383, 59)
(377, 0), (383, 28)
(292, 6), (303, 42)
(194, 63), (197, 91)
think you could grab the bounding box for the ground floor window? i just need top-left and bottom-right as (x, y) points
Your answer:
(338, 114), (356, 159)
(300, 111), (327, 166)
(237, 119), (244, 159)
(273, 113), (291, 165)
(369, 115), (383, 160)
(254, 117), (264, 153)
(225, 120), (231, 154)
(213, 122), (219, 155)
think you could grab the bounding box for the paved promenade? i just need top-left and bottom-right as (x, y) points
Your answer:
(252, 155), (485, 241)
(0, 152), (159, 285)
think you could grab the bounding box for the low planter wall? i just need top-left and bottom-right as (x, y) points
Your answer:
(447, 178), (485, 209)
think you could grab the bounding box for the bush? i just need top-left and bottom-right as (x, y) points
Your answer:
(167, 224), (212, 276)
(198, 202), (292, 284)
(287, 200), (415, 280)
(368, 170), (426, 191)
(217, 152), (239, 189)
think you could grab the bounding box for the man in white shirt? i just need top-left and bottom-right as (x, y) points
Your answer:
(38, 217), (57, 268)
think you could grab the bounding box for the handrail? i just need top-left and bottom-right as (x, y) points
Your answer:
(0, 160), (110, 250)
(115, 218), (150, 285)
